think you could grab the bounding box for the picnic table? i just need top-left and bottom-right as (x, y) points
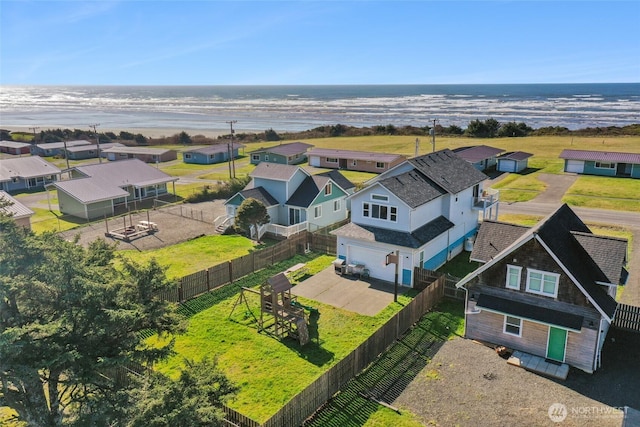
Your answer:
(284, 263), (309, 281)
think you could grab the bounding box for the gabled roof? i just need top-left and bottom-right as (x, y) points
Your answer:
(101, 146), (175, 155)
(55, 178), (130, 204)
(407, 149), (488, 195)
(571, 232), (628, 285)
(331, 215), (454, 249)
(307, 148), (404, 163)
(0, 191), (34, 219)
(252, 142), (313, 156)
(65, 143), (124, 153)
(267, 273), (292, 293)
(34, 140), (92, 150)
(316, 170), (355, 191)
(74, 159), (176, 187)
(457, 204), (622, 321)
(0, 156), (62, 181)
(378, 170), (446, 208)
(453, 145), (505, 163)
(559, 149), (640, 164)
(0, 140), (31, 149)
(237, 187), (279, 207)
(250, 162), (308, 181)
(498, 151), (533, 161)
(184, 143), (245, 155)
(286, 175), (332, 208)
(469, 220), (530, 263)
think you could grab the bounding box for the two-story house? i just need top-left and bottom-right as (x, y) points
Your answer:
(331, 149), (494, 287)
(223, 163), (352, 236)
(456, 204), (628, 373)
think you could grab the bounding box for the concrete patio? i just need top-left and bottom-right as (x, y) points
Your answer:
(291, 266), (407, 316)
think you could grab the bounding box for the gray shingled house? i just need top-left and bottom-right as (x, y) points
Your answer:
(249, 142), (313, 165)
(0, 156), (61, 192)
(54, 159), (178, 220)
(457, 204), (628, 373)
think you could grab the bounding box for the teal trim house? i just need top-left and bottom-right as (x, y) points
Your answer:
(224, 162), (352, 232)
(560, 149), (640, 178)
(249, 142), (313, 165)
(183, 143), (245, 165)
(332, 149), (494, 288)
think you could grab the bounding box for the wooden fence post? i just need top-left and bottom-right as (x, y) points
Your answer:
(178, 280), (184, 302)
(228, 261), (233, 283)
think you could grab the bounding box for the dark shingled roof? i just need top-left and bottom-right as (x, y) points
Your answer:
(331, 216), (454, 249)
(535, 205), (618, 318)
(379, 170), (446, 208)
(316, 170), (355, 191)
(470, 221), (529, 263)
(452, 145), (505, 163)
(239, 187), (279, 207)
(571, 231), (628, 285)
(559, 149), (640, 164)
(408, 149), (488, 195)
(286, 175), (330, 208)
(477, 294), (584, 331)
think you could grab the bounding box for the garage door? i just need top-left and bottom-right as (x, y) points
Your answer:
(347, 245), (395, 282)
(309, 156), (320, 167)
(565, 160), (584, 174)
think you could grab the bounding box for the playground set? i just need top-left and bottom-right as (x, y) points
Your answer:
(230, 272), (317, 346)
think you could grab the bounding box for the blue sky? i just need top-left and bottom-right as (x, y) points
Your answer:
(1, 1), (639, 85)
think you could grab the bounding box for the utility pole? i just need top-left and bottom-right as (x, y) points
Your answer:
(226, 120), (237, 179)
(29, 127), (39, 147)
(430, 119), (438, 153)
(62, 138), (70, 173)
(89, 123), (101, 163)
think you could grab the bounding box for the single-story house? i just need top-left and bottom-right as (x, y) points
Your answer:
(182, 143), (245, 164)
(31, 140), (93, 157)
(55, 159), (178, 220)
(101, 146), (178, 163)
(453, 145), (505, 171)
(0, 190), (35, 228)
(0, 156), (62, 192)
(249, 142), (313, 165)
(307, 148), (406, 173)
(559, 149), (640, 178)
(496, 151), (533, 173)
(64, 143), (125, 160)
(0, 140), (31, 155)
(457, 204), (628, 373)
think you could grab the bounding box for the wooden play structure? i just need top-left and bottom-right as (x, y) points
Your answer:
(105, 212), (158, 242)
(230, 272), (311, 346)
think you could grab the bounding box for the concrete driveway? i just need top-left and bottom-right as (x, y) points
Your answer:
(291, 267), (405, 316)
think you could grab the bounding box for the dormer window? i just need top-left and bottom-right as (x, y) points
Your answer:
(325, 183), (332, 196)
(506, 265), (522, 290)
(526, 268), (559, 298)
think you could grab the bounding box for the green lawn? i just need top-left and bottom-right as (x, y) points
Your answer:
(151, 254), (417, 423)
(159, 161), (223, 176)
(563, 175), (640, 212)
(117, 234), (260, 278)
(29, 208), (85, 234)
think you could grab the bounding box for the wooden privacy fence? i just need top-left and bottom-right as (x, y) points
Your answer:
(235, 274), (447, 427)
(613, 303), (640, 333)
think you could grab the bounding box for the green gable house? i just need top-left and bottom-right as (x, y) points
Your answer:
(560, 149), (640, 178)
(249, 142), (313, 165)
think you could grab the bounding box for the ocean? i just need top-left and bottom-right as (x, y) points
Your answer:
(0, 84), (638, 134)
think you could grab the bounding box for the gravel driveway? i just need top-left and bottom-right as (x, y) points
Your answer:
(394, 327), (639, 427)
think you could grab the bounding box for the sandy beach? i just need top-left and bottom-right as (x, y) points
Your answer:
(5, 126), (238, 139)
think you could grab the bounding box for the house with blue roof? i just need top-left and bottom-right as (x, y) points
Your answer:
(331, 149), (496, 287)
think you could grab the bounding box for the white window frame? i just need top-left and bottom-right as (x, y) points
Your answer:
(595, 161), (615, 169)
(252, 154), (260, 161)
(326, 157), (338, 163)
(314, 205), (322, 219)
(371, 194), (388, 202)
(504, 315), (522, 337)
(351, 159), (357, 166)
(325, 183), (332, 196)
(184, 153), (192, 159)
(526, 268), (560, 298)
(506, 265), (522, 290)
(333, 200), (340, 212)
(363, 202), (397, 222)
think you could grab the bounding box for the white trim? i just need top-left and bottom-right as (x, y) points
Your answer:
(525, 268), (560, 298)
(506, 264), (522, 289)
(503, 315), (522, 337)
(314, 205), (322, 219)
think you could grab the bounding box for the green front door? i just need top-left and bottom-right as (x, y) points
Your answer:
(547, 327), (567, 362)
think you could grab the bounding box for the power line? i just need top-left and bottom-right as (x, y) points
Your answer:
(225, 120), (237, 179)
